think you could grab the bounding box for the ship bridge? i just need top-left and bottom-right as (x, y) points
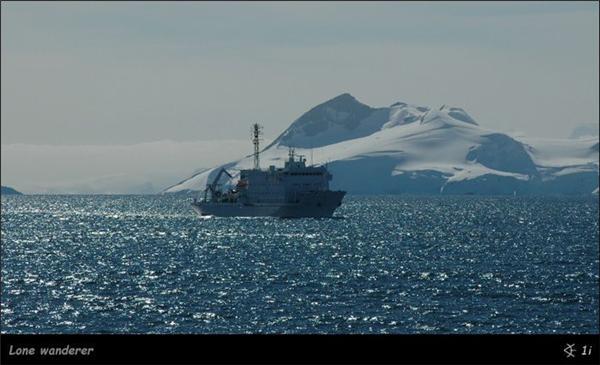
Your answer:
(237, 148), (332, 204)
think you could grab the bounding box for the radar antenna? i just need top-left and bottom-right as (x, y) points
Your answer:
(252, 123), (263, 170)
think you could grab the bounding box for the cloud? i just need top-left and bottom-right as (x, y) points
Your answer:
(0, 139), (264, 194)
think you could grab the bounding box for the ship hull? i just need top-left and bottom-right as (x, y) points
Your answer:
(192, 191), (346, 218)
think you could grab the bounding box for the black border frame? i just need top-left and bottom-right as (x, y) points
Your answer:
(1, 334), (599, 364)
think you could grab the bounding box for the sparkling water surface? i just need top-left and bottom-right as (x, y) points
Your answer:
(1, 195), (598, 333)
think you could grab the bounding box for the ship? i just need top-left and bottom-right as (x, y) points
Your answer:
(191, 124), (346, 218)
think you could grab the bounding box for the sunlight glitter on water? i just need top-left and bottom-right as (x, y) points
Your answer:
(1, 194), (598, 334)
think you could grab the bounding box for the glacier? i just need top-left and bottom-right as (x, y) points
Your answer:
(164, 93), (599, 195)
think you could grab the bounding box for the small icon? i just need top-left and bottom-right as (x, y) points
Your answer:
(581, 345), (592, 356)
(564, 344), (576, 358)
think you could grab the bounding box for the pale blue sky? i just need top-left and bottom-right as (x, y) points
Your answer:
(2, 1), (598, 145)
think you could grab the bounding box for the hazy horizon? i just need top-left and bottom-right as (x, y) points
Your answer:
(1, 2), (598, 193)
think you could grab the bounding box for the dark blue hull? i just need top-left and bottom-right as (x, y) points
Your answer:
(192, 191), (346, 218)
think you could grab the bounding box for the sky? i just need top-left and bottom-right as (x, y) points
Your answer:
(1, 1), (598, 193)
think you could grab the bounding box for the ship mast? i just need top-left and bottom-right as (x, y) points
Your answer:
(252, 123), (263, 170)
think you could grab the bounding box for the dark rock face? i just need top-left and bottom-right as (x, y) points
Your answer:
(328, 156), (448, 195)
(534, 171), (599, 195)
(466, 134), (539, 177)
(570, 123), (599, 139)
(446, 108), (478, 125)
(1, 186), (23, 195)
(271, 93), (387, 148)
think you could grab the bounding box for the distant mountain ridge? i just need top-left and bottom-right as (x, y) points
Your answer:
(570, 123), (599, 139)
(165, 93), (599, 195)
(1, 186), (23, 195)
(267, 93), (387, 148)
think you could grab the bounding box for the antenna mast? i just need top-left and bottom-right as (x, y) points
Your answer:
(252, 123), (263, 170)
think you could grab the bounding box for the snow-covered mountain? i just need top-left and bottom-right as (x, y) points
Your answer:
(570, 123), (599, 139)
(164, 94), (599, 195)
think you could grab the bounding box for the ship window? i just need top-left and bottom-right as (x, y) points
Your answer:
(288, 172), (322, 176)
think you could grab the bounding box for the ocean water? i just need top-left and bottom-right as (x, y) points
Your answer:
(1, 194), (598, 334)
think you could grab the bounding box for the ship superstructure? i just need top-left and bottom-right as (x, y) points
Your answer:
(191, 124), (346, 218)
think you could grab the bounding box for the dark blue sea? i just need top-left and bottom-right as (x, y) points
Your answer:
(1, 195), (598, 334)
